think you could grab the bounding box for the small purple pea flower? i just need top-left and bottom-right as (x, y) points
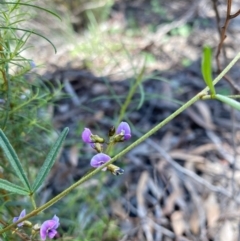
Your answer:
(82, 128), (104, 144)
(82, 128), (93, 143)
(116, 122), (131, 141)
(40, 215), (60, 241)
(90, 153), (111, 170)
(13, 209), (26, 227)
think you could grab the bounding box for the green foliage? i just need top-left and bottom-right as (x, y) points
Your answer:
(0, 129), (30, 191)
(170, 24), (192, 37)
(150, 0), (166, 15)
(0, 1), (62, 179)
(201, 46), (216, 95)
(0, 179), (29, 195)
(32, 127), (69, 192)
(215, 94), (240, 111)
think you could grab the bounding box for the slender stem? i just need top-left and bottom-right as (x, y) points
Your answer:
(117, 64), (145, 125)
(29, 194), (37, 210)
(1, 51), (240, 235)
(105, 141), (115, 155)
(201, 94), (240, 100)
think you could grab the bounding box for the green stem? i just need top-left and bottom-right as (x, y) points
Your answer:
(1, 51), (240, 235)
(105, 141), (115, 155)
(29, 194), (37, 210)
(201, 94), (240, 100)
(117, 64), (145, 125)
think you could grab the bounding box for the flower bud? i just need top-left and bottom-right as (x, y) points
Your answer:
(90, 142), (103, 153)
(91, 134), (104, 143)
(108, 126), (116, 137)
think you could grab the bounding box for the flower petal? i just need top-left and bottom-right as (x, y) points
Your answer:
(13, 209), (26, 227)
(124, 133), (131, 140)
(116, 122), (131, 140)
(48, 229), (57, 239)
(52, 215), (60, 229)
(40, 221), (48, 241)
(19, 209), (26, 219)
(90, 153), (111, 168)
(82, 128), (93, 143)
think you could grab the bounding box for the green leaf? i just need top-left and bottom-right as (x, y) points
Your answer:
(201, 46), (216, 95)
(31, 127), (69, 192)
(0, 27), (57, 53)
(137, 83), (145, 110)
(0, 179), (29, 195)
(0, 130), (31, 191)
(1, 2), (61, 21)
(215, 94), (240, 111)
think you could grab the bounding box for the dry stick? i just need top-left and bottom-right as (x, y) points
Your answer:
(213, 1), (240, 206)
(212, 0), (222, 37)
(1, 52), (240, 235)
(230, 9), (240, 19)
(215, 0), (232, 69)
(214, 0), (240, 92)
(143, 137), (231, 197)
(212, 0), (240, 218)
(230, 107), (237, 195)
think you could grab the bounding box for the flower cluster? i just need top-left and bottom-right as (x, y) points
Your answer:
(82, 122), (131, 173)
(13, 210), (59, 240)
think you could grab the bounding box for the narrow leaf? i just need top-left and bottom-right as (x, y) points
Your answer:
(201, 46), (216, 95)
(137, 83), (145, 110)
(32, 127), (69, 192)
(216, 94), (240, 111)
(0, 130), (31, 190)
(0, 27), (57, 53)
(1, 2), (61, 21)
(0, 179), (29, 195)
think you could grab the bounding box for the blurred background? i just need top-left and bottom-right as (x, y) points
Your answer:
(2, 0), (240, 240)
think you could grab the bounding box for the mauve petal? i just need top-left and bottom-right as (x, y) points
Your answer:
(40, 216), (60, 241)
(13, 217), (19, 223)
(116, 122), (131, 140)
(82, 128), (92, 143)
(124, 133), (131, 140)
(13, 209), (26, 227)
(48, 229), (57, 239)
(52, 215), (60, 228)
(19, 209), (26, 219)
(90, 153), (111, 168)
(40, 221), (49, 240)
(41, 220), (54, 239)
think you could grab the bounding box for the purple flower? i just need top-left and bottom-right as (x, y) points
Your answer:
(82, 128), (93, 143)
(13, 209), (26, 227)
(40, 215), (60, 241)
(82, 128), (104, 143)
(90, 153), (111, 170)
(116, 122), (131, 141)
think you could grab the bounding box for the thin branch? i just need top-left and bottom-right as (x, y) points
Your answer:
(212, 0), (240, 92)
(230, 9), (240, 19)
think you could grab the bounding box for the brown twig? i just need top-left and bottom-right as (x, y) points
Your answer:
(230, 9), (240, 19)
(215, 0), (231, 70)
(212, 0), (240, 92)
